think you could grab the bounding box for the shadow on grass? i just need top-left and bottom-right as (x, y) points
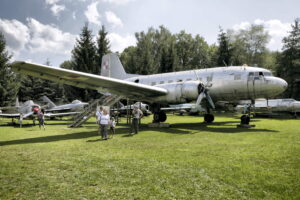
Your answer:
(0, 130), (99, 146)
(127, 119), (277, 135)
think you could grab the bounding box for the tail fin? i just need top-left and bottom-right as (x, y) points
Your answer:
(101, 53), (127, 79)
(41, 96), (56, 108)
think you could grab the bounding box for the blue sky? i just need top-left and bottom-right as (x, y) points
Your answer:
(0, 0), (299, 66)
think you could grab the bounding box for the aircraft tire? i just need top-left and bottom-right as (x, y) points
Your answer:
(241, 115), (250, 125)
(159, 111), (167, 122)
(204, 114), (214, 123)
(153, 113), (160, 123)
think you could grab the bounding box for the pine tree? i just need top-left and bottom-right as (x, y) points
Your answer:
(217, 27), (232, 66)
(96, 25), (110, 75)
(0, 32), (19, 106)
(69, 23), (98, 101)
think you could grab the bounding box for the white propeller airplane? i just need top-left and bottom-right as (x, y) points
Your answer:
(11, 53), (288, 124)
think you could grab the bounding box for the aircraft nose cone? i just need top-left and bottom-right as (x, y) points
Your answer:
(278, 78), (288, 92)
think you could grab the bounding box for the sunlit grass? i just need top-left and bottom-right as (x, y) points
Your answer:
(0, 114), (299, 199)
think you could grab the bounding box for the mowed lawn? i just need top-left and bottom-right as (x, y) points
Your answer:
(0, 114), (299, 199)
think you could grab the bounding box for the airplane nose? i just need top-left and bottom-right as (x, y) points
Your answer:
(278, 78), (288, 92)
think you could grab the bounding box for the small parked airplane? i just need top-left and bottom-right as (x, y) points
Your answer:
(12, 53), (288, 124)
(236, 98), (300, 117)
(112, 102), (152, 116)
(0, 100), (40, 123)
(161, 104), (205, 115)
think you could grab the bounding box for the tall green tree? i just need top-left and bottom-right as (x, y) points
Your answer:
(228, 24), (270, 67)
(276, 18), (300, 99)
(217, 27), (232, 66)
(0, 32), (19, 106)
(69, 23), (98, 101)
(96, 25), (110, 75)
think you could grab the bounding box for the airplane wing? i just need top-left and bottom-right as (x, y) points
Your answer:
(12, 61), (168, 99)
(0, 112), (33, 118)
(0, 113), (21, 118)
(44, 112), (80, 117)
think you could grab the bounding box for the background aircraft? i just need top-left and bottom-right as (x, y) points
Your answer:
(40, 96), (89, 119)
(161, 104), (205, 115)
(41, 96), (88, 112)
(12, 53), (288, 124)
(112, 102), (152, 116)
(236, 98), (300, 117)
(0, 100), (40, 123)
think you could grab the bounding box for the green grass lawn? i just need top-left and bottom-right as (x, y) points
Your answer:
(0, 114), (299, 199)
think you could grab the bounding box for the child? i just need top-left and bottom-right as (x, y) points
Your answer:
(110, 117), (116, 138)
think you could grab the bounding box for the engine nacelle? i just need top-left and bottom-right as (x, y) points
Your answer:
(155, 81), (202, 103)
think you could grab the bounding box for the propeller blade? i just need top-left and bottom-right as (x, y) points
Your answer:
(205, 92), (215, 109)
(196, 92), (205, 106)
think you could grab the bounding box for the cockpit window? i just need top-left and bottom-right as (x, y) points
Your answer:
(259, 72), (264, 76)
(263, 72), (273, 76)
(248, 72), (254, 76)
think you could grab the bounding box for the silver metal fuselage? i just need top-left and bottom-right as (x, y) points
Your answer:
(126, 66), (288, 104)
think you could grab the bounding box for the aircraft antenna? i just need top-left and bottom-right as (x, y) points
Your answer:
(222, 60), (228, 67)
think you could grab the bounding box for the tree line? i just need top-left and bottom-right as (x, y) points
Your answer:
(0, 19), (299, 107)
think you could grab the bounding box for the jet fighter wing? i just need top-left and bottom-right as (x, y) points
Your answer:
(12, 62), (168, 99)
(0, 113), (21, 118)
(44, 112), (80, 117)
(0, 112), (33, 118)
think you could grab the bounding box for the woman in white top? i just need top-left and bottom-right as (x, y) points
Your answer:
(100, 109), (110, 140)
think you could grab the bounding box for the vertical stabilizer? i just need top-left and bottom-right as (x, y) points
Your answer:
(101, 53), (127, 79)
(41, 96), (56, 108)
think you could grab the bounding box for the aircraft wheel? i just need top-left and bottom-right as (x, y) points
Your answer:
(241, 115), (250, 125)
(159, 111), (167, 122)
(153, 111), (167, 123)
(153, 113), (160, 123)
(204, 114), (214, 123)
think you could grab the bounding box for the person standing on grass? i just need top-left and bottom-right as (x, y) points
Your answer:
(19, 113), (23, 128)
(130, 106), (143, 135)
(110, 117), (116, 137)
(37, 109), (45, 130)
(100, 109), (110, 140)
(96, 106), (103, 135)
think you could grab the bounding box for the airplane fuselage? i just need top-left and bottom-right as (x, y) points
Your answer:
(126, 66), (287, 104)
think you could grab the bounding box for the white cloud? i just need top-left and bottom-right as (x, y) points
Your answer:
(102, 0), (136, 5)
(232, 19), (292, 51)
(105, 11), (123, 28)
(108, 33), (136, 52)
(0, 19), (30, 56)
(45, 0), (61, 5)
(45, 0), (65, 17)
(26, 18), (76, 55)
(85, 2), (101, 26)
(72, 11), (76, 20)
(0, 18), (76, 62)
(50, 4), (66, 16)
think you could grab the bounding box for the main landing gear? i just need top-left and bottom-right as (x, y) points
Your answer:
(153, 111), (167, 123)
(151, 103), (167, 123)
(204, 113), (214, 123)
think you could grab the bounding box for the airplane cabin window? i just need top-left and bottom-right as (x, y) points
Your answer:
(159, 81), (164, 84)
(259, 72), (264, 76)
(248, 72), (254, 76)
(151, 82), (156, 86)
(186, 78), (192, 81)
(168, 80), (173, 83)
(134, 79), (139, 83)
